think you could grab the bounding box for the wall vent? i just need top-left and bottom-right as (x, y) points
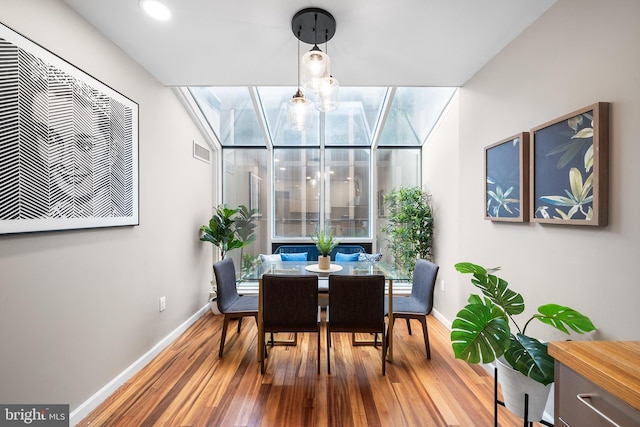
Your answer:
(193, 141), (211, 163)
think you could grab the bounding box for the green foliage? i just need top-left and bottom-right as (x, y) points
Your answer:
(234, 205), (259, 247)
(451, 262), (596, 385)
(240, 253), (261, 281)
(199, 204), (246, 259)
(381, 187), (433, 273)
(311, 227), (340, 256)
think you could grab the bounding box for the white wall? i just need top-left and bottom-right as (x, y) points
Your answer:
(0, 0), (213, 414)
(428, 0), (640, 341)
(423, 93), (460, 326)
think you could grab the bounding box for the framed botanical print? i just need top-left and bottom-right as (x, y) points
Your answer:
(530, 103), (609, 226)
(485, 132), (529, 222)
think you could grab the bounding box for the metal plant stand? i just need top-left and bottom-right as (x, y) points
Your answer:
(494, 367), (554, 427)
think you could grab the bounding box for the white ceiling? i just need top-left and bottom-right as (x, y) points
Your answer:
(61, 0), (556, 88)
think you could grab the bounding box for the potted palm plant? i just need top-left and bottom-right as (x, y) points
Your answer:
(451, 262), (596, 421)
(311, 227), (340, 270)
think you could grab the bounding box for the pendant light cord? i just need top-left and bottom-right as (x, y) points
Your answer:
(297, 29), (302, 91)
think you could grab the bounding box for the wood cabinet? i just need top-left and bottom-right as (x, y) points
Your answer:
(549, 341), (640, 426)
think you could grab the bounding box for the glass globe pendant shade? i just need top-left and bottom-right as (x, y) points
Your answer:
(287, 90), (313, 131)
(301, 45), (330, 92)
(315, 76), (339, 112)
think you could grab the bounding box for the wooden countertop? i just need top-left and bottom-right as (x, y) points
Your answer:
(548, 341), (640, 411)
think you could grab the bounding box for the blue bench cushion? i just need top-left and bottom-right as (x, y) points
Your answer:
(274, 244), (366, 261)
(280, 252), (308, 261)
(335, 252), (360, 262)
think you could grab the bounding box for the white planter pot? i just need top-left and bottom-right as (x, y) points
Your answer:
(209, 294), (221, 315)
(496, 357), (552, 422)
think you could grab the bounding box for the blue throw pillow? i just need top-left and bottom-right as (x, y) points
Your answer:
(260, 254), (281, 264)
(358, 252), (382, 262)
(335, 252), (360, 262)
(280, 252), (308, 261)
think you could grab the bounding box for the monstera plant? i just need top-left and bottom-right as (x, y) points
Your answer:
(451, 262), (596, 386)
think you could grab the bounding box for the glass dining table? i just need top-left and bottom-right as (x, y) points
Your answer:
(242, 260), (411, 364)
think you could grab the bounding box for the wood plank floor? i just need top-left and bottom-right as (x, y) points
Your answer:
(78, 311), (527, 426)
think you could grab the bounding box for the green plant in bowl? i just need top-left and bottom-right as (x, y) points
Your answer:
(311, 227), (340, 257)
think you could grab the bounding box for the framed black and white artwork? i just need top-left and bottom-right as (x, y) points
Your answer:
(0, 22), (139, 234)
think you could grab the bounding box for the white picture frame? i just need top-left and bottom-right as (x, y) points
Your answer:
(0, 22), (139, 234)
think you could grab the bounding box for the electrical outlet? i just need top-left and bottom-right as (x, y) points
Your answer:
(439, 279), (445, 292)
(159, 296), (166, 312)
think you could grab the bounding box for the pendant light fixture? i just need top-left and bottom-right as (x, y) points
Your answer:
(315, 38), (340, 112)
(291, 8), (340, 115)
(301, 46), (330, 92)
(315, 75), (340, 112)
(287, 28), (313, 131)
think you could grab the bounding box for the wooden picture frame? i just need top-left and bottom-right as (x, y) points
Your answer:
(485, 132), (529, 222)
(530, 102), (609, 226)
(0, 22), (139, 235)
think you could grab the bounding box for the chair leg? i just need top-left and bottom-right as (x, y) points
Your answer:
(219, 315), (231, 358)
(317, 327), (321, 375)
(326, 329), (331, 374)
(420, 316), (431, 359)
(381, 327), (386, 376)
(237, 317), (243, 333)
(385, 324), (390, 357)
(406, 318), (412, 335)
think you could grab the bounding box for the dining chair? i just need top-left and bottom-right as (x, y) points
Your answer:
(326, 274), (387, 375)
(260, 274), (320, 374)
(386, 258), (439, 359)
(213, 257), (259, 358)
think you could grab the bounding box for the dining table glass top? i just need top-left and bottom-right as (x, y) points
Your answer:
(241, 260), (411, 281)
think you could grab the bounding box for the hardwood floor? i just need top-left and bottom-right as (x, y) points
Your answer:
(78, 311), (526, 426)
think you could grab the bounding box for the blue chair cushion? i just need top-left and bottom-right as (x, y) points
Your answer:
(335, 252), (360, 262)
(280, 252), (308, 261)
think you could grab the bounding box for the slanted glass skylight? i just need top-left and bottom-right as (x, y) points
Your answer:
(377, 87), (457, 147)
(188, 87), (264, 146)
(185, 86), (456, 148)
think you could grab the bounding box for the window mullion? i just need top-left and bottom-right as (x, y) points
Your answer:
(319, 112), (326, 229)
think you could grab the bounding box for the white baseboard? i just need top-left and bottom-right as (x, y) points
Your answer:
(431, 308), (451, 330)
(69, 304), (210, 426)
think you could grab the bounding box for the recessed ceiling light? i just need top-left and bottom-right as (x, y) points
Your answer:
(139, 0), (171, 21)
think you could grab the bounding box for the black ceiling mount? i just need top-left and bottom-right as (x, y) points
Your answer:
(291, 8), (336, 45)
